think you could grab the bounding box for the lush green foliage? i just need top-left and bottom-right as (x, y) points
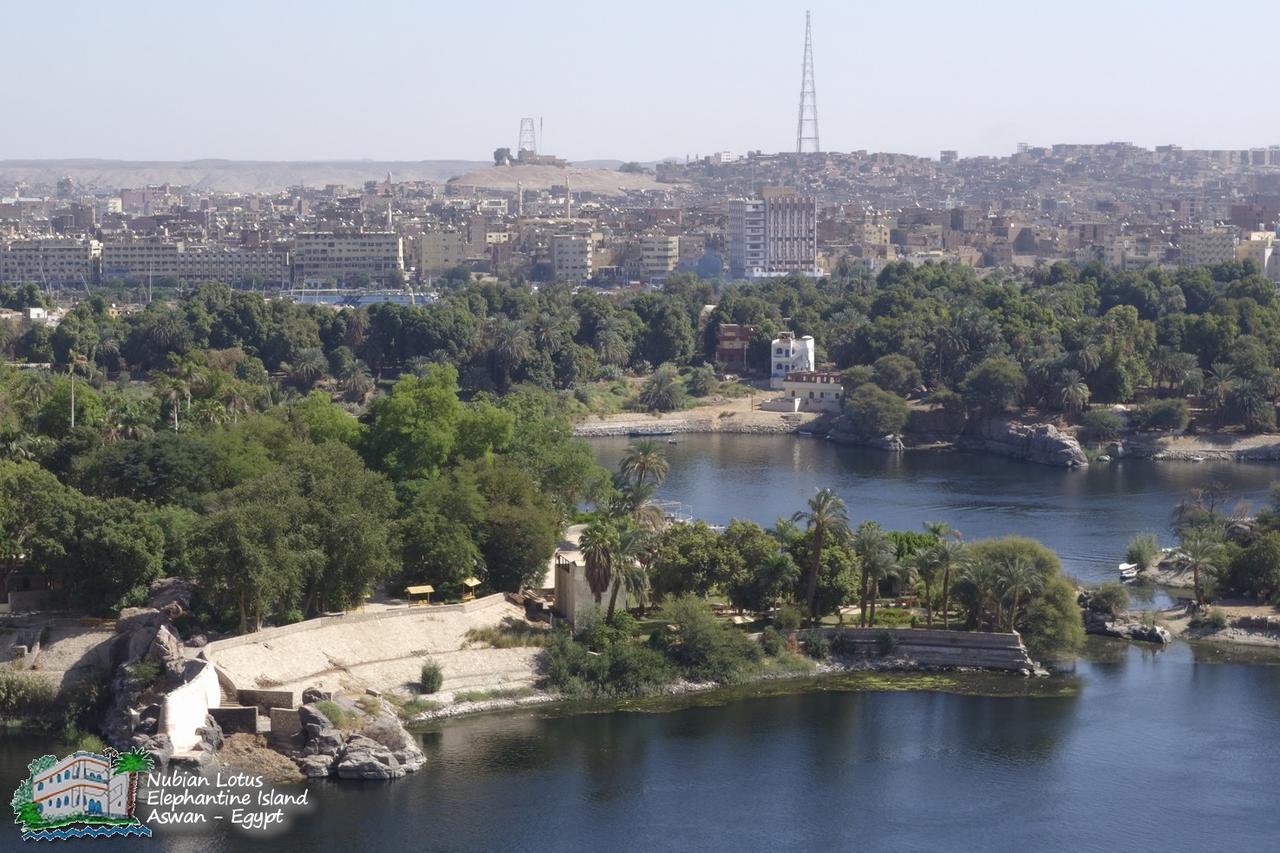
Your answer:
(419, 661), (444, 694)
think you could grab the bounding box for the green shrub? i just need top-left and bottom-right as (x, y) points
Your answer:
(1188, 608), (1226, 630)
(829, 630), (857, 656)
(876, 631), (898, 657)
(805, 633), (831, 661)
(576, 609), (636, 651)
(844, 383), (910, 439)
(541, 630), (674, 698)
(419, 661), (444, 694)
(759, 626), (785, 657)
(0, 669), (57, 717)
(1137, 399), (1189, 432)
(315, 699), (358, 729)
(774, 604), (803, 633)
(658, 596), (762, 685)
(123, 659), (160, 687)
(1089, 582), (1130, 617)
(1125, 533), (1159, 571)
(452, 687), (536, 703)
(1081, 408), (1124, 441)
(465, 621), (549, 648)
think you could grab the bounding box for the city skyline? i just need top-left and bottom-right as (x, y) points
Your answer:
(2, 0), (1275, 163)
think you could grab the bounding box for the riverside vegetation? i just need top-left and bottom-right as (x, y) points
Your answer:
(5, 258), (1277, 717)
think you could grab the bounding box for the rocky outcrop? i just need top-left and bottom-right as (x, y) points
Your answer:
(1081, 606), (1172, 645)
(960, 419), (1088, 468)
(293, 700), (425, 780)
(826, 423), (904, 451)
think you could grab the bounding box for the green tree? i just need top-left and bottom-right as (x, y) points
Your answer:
(636, 364), (686, 412)
(619, 438), (670, 486)
(871, 353), (922, 395)
(962, 357), (1027, 415)
(791, 489), (850, 625)
(844, 383), (909, 439)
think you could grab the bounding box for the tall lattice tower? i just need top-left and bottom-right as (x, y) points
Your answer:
(518, 117), (538, 153)
(795, 11), (820, 154)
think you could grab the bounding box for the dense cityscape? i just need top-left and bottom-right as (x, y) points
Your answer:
(3, 138), (1279, 309)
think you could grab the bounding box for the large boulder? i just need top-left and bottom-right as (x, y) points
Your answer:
(333, 735), (403, 780)
(962, 419), (1088, 468)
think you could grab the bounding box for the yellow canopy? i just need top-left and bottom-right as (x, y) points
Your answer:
(405, 585), (435, 596)
(462, 577), (482, 588)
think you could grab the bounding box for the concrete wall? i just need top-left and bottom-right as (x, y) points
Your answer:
(158, 660), (221, 751)
(237, 689), (294, 711)
(268, 708), (303, 748)
(208, 706), (258, 735)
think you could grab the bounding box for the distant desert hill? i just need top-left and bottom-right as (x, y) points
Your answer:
(0, 159), (491, 194)
(447, 163), (673, 197)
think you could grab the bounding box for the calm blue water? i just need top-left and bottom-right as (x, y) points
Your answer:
(3, 643), (1278, 852)
(591, 434), (1278, 592)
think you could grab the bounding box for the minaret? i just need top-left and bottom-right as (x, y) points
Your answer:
(564, 175), (572, 219)
(516, 181), (523, 218)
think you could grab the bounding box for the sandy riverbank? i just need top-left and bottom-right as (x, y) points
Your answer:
(1155, 600), (1280, 649)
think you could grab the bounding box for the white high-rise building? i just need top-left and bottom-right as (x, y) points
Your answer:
(726, 189), (819, 279)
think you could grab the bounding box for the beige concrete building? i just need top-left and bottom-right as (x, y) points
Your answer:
(639, 234), (679, 281)
(551, 234), (592, 282)
(1179, 226), (1236, 267)
(417, 230), (467, 274)
(292, 231), (403, 286)
(0, 237), (98, 286)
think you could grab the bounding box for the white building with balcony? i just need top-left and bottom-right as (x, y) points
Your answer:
(769, 331), (816, 388)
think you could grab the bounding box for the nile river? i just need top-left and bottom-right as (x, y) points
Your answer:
(2, 437), (1278, 852)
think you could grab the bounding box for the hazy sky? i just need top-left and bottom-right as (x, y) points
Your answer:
(3, 0), (1274, 162)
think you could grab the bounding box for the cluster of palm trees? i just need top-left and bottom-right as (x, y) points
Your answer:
(578, 439), (672, 622)
(786, 491), (1049, 633)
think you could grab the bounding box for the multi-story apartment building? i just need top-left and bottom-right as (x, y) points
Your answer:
(292, 231), (403, 286)
(417, 230), (467, 275)
(639, 234), (679, 282)
(1238, 232), (1277, 281)
(0, 237), (99, 286)
(551, 234), (592, 282)
(1179, 226), (1237, 267)
(100, 240), (286, 284)
(726, 189), (818, 279)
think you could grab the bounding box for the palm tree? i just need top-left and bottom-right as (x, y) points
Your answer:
(1178, 529), (1222, 606)
(341, 360), (375, 403)
(1204, 362), (1237, 424)
(1056, 370), (1090, 415)
(578, 521), (619, 606)
(487, 317), (532, 389)
(108, 746), (154, 818)
(606, 524), (653, 623)
(923, 521), (967, 630)
(604, 479), (666, 529)
(1074, 344), (1101, 376)
(851, 521), (895, 626)
(619, 438), (670, 486)
(791, 489), (850, 626)
(996, 557), (1043, 632)
(912, 547), (943, 627)
(290, 347), (328, 390)
(637, 365), (684, 412)
(1231, 382), (1272, 432)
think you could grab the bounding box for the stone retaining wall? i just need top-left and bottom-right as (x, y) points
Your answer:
(199, 592), (509, 657)
(800, 627), (1037, 672)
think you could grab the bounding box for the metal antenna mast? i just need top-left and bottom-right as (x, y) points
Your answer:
(518, 118), (538, 153)
(795, 11), (820, 154)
